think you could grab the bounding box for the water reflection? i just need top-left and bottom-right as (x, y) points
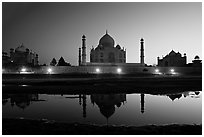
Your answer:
(3, 91), (201, 113)
(2, 91), (201, 126)
(167, 91), (201, 101)
(3, 94), (46, 109)
(91, 94), (126, 119)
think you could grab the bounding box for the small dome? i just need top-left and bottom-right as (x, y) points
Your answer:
(99, 33), (115, 48)
(82, 35), (86, 39)
(140, 38), (144, 41)
(194, 55), (200, 60)
(116, 44), (121, 49)
(15, 43), (27, 52)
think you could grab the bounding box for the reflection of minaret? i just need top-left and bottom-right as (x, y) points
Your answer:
(81, 35), (86, 65)
(78, 47), (81, 66)
(140, 38), (145, 64)
(141, 94), (145, 114)
(82, 94), (86, 118)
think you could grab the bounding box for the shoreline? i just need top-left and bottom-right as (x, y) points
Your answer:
(3, 75), (202, 94)
(2, 118), (202, 135)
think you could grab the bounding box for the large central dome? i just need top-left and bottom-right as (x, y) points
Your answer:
(99, 32), (115, 48)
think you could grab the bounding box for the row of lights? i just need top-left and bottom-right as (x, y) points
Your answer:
(155, 68), (176, 75)
(22, 67), (53, 74)
(96, 68), (122, 74)
(4, 67), (177, 75)
(19, 67), (53, 74)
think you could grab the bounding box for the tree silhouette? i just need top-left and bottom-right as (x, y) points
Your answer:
(57, 57), (71, 66)
(50, 58), (57, 66)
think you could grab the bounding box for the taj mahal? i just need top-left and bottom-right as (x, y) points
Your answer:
(2, 31), (201, 75)
(78, 31), (145, 67)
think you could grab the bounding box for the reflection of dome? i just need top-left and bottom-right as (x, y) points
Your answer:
(99, 105), (115, 119)
(99, 33), (115, 48)
(91, 94), (126, 119)
(195, 91), (200, 95)
(15, 43), (26, 52)
(168, 94), (182, 101)
(15, 102), (30, 109)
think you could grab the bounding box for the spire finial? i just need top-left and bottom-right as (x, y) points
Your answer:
(106, 29), (108, 34)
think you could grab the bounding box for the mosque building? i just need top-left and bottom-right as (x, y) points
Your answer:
(78, 31), (145, 66)
(157, 50), (187, 67)
(8, 43), (39, 66)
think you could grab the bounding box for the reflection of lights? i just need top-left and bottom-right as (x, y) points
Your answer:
(47, 68), (52, 73)
(117, 68), (122, 73)
(21, 68), (26, 72)
(20, 85), (28, 87)
(155, 69), (159, 73)
(96, 68), (100, 73)
(2, 68), (5, 73)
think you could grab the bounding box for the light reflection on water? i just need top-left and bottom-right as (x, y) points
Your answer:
(2, 91), (201, 126)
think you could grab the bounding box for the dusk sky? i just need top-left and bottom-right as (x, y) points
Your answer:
(2, 2), (201, 66)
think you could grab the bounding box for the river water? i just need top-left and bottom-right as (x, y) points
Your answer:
(2, 90), (201, 126)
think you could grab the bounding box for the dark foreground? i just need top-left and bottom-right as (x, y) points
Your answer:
(2, 74), (202, 94)
(2, 118), (201, 135)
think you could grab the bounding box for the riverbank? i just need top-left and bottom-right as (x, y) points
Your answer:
(3, 74), (202, 94)
(2, 118), (201, 135)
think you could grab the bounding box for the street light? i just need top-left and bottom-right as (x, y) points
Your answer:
(47, 68), (52, 74)
(155, 69), (159, 73)
(21, 68), (26, 72)
(96, 68), (100, 73)
(117, 68), (122, 73)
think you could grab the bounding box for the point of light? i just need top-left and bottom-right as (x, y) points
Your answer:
(117, 68), (122, 73)
(21, 68), (26, 72)
(170, 69), (175, 72)
(96, 68), (100, 73)
(47, 68), (52, 73)
(155, 69), (159, 73)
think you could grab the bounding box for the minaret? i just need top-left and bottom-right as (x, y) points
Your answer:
(140, 38), (145, 64)
(78, 47), (81, 66)
(82, 35), (86, 65)
(140, 94), (145, 113)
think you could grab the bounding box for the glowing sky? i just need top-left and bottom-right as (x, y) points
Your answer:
(2, 2), (202, 66)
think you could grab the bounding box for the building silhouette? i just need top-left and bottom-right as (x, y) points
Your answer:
(78, 31), (145, 66)
(157, 50), (186, 67)
(4, 43), (39, 67)
(90, 31), (126, 63)
(4, 94), (43, 109)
